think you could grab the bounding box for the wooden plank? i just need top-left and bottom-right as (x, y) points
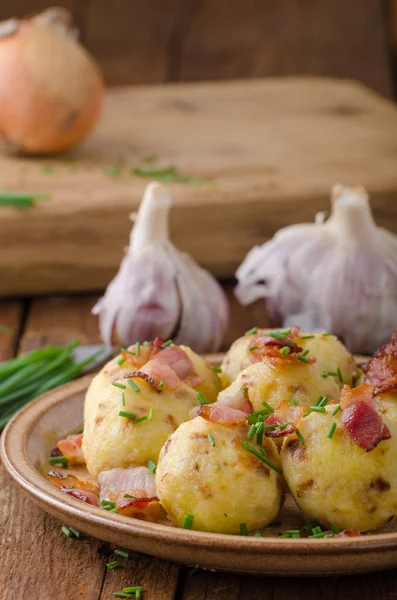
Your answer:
(0, 295), (180, 600)
(1, 77), (397, 295)
(0, 299), (24, 359)
(81, 0), (392, 96)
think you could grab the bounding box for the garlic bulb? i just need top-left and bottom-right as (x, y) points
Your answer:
(235, 184), (397, 354)
(93, 182), (229, 353)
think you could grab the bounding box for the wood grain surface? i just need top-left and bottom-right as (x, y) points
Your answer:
(0, 0), (393, 96)
(1, 77), (397, 295)
(2, 291), (397, 598)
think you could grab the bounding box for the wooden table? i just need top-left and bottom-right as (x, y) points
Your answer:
(1, 287), (397, 599)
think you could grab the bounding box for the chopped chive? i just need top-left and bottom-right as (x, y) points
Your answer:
(107, 561), (120, 569)
(135, 342), (141, 356)
(245, 327), (258, 336)
(312, 526), (322, 535)
(113, 594), (133, 599)
(280, 346), (290, 356)
(121, 392), (125, 406)
(148, 407), (154, 421)
(332, 405), (342, 416)
(331, 523), (340, 534)
(310, 405), (325, 413)
(224, 513), (228, 517)
(327, 422), (337, 439)
(240, 522), (248, 536)
(262, 401), (274, 413)
(61, 525), (73, 537)
(101, 500), (116, 510)
(143, 341), (150, 347)
(291, 399), (298, 406)
(182, 514), (194, 529)
(241, 386), (249, 393)
(119, 410), (137, 420)
(301, 335), (315, 340)
(295, 428), (305, 445)
(212, 365), (222, 373)
(123, 588), (143, 595)
(297, 354), (309, 363)
(147, 459), (157, 474)
(322, 370), (337, 378)
(161, 339), (173, 348)
(188, 567), (199, 575)
(302, 411), (310, 418)
(249, 345), (258, 351)
(322, 332), (333, 336)
(318, 396), (329, 407)
(76, 427), (84, 434)
(262, 422), (291, 431)
(268, 331), (287, 340)
(302, 349), (309, 357)
(247, 424), (257, 440)
(133, 416), (148, 424)
(123, 493), (137, 499)
(49, 456), (69, 467)
(241, 440), (283, 474)
(112, 382), (126, 390)
(127, 379), (140, 393)
(121, 348), (135, 355)
(196, 391), (208, 405)
(256, 422), (264, 445)
(337, 367), (343, 383)
(117, 358), (126, 366)
(208, 433), (216, 447)
(159, 379), (165, 389)
(68, 527), (81, 538)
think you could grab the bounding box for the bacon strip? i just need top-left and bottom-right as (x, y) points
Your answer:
(197, 404), (247, 425)
(364, 330), (397, 394)
(115, 496), (165, 521)
(150, 346), (204, 388)
(57, 433), (85, 465)
(341, 400), (391, 452)
(264, 401), (304, 438)
(340, 383), (375, 409)
(61, 487), (99, 506)
(334, 529), (361, 538)
(217, 388), (253, 414)
(48, 470), (99, 494)
(98, 467), (156, 503)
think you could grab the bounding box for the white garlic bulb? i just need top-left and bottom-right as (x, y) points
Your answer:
(235, 184), (397, 354)
(93, 182), (229, 353)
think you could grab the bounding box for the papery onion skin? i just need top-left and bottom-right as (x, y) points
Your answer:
(0, 9), (103, 154)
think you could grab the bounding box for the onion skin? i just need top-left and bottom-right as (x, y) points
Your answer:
(0, 12), (103, 154)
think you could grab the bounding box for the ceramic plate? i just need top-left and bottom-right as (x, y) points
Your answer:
(3, 365), (397, 577)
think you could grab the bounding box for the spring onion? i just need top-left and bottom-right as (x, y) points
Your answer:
(0, 340), (100, 430)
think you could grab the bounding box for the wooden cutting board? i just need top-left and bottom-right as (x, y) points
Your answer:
(1, 76), (397, 296)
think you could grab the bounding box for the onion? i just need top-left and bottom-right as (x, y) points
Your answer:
(0, 8), (103, 154)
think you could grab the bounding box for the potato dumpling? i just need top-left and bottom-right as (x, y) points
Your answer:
(83, 343), (222, 476)
(156, 416), (283, 533)
(281, 407), (397, 531)
(220, 330), (357, 389)
(218, 360), (341, 413)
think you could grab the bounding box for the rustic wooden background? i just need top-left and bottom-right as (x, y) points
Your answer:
(1, 0), (397, 98)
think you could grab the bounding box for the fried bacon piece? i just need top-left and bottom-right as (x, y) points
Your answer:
(48, 470), (99, 494)
(334, 529), (361, 538)
(115, 496), (165, 521)
(341, 399), (391, 452)
(56, 433), (85, 465)
(120, 338), (163, 368)
(248, 327), (316, 366)
(61, 487), (99, 506)
(340, 383), (375, 409)
(197, 404), (248, 425)
(125, 346), (203, 391)
(264, 401), (304, 438)
(364, 331), (397, 394)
